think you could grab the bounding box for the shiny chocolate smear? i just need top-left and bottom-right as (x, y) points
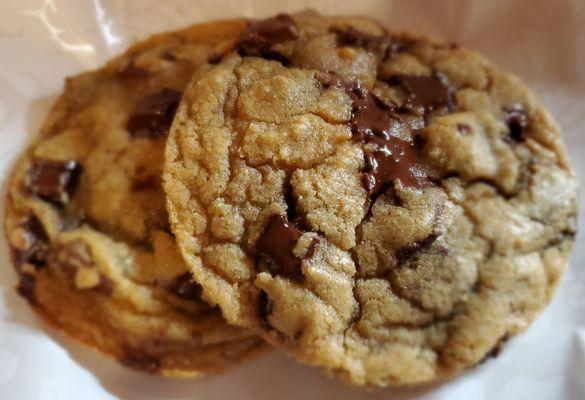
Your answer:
(362, 137), (429, 196)
(349, 87), (401, 142)
(127, 89), (182, 138)
(28, 159), (82, 205)
(348, 88), (428, 198)
(256, 214), (304, 280)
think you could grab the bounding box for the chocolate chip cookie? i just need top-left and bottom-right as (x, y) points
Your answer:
(4, 19), (265, 376)
(163, 13), (579, 386)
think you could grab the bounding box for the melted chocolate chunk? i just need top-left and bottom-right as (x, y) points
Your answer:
(349, 87), (401, 142)
(332, 26), (391, 51)
(166, 272), (203, 301)
(348, 88), (428, 198)
(503, 105), (529, 142)
(256, 214), (304, 280)
(362, 137), (429, 196)
(318, 75), (430, 199)
(237, 14), (298, 61)
(28, 159), (82, 205)
(121, 346), (161, 373)
(389, 74), (454, 112)
(127, 89), (182, 138)
(11, 214), (49, 268)
(257, 289), (274, 330)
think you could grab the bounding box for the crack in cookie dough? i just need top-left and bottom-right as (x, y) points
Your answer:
(163, 13), (579, 387)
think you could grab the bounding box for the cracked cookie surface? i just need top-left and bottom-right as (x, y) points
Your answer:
(163, 13), (578, 386)
(4, 19), (266, 376)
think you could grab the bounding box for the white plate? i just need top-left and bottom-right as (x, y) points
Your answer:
(1, 1), (584, 399)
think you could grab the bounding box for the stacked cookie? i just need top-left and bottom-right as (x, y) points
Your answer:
(5, 12), (578, 388)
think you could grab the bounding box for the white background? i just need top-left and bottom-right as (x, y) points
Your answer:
(1, 1), (584, 399)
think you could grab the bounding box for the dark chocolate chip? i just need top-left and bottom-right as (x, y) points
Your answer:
(121, 345), (161, 373)
(503, 105), (529, 142)
(131, 175), (159, 191)
(16, 272), (37, 303)
(347, 88), (429, 198)
(237, 14), (298, 61)
(388, 73), (454, 112)
(383, 42), (415, 64)
(257, 289), (274, 330)
(10, 214), (50, 268)
(166, 272), (203, 301)
(127, 89), (182, 138)
(331, 26), (392, 51)
(456, 123), (471, 134)
(437, 245), (450, 256)
(160, 50), (178, 62)
(256, 214), (304, 281)
(396, 232), (439, 265)
(412, 129), (427, 149)
(208, 52), (223, 64)
(11, 215), (50, 304)
(479, 334), (510, 364)
(28, 159), (82, 205)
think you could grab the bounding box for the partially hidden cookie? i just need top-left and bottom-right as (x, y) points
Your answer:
(163, 13), (579, 386)
(4, 19), (265, 376)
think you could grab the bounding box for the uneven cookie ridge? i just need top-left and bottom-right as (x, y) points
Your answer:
(164, 13), (578, 386)
(4, 19), (266, 376)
